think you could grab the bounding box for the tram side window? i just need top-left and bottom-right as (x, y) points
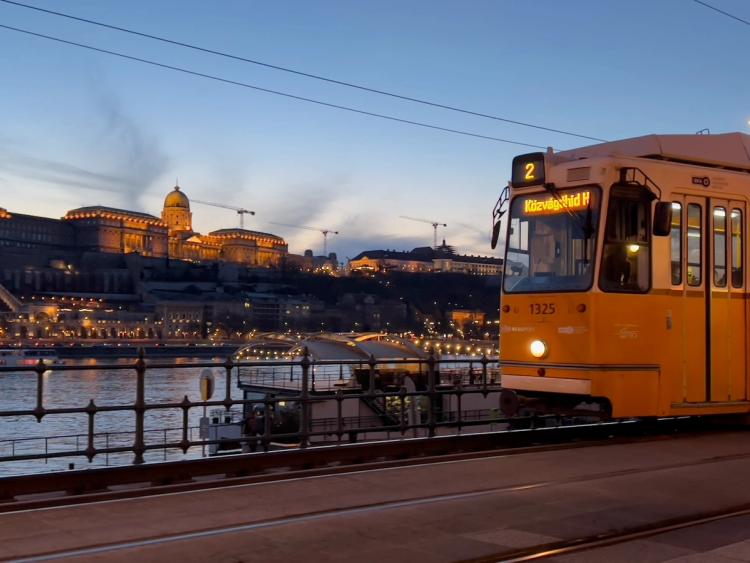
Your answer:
(687, 204), (702, 286)
(670, 202), (682, 285)
(714, 207), (727, 287)
(599, 188), (650, 292)
(731, 209), (743, 288)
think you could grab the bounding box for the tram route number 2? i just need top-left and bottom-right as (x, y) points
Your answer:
(529, 303), (556, 315)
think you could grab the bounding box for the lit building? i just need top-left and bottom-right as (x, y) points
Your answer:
(0, 184), (288, 268)
(64, 207), (168, 257)
(449, 309), (486, 330)
(349, 248), (434, 273)
(207, 228), (286, 267)
(0, 209), (75, 251)
(286, 250), (339, 273)
(350, 241), (503, 275)
(160, 185), (287, 267)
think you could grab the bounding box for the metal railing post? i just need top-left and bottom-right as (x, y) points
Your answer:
(262, 393), (272, 453)
(399, 385), (407, 436)
(299, 347), (310, 448)
(33, 359), (46, 422)
(455, 382), (463, 434)
(224, 356), (234, 411)
(180, 395), (191, 453)
(85, 399), (96, 462)
(132, 347), (146, 465)
(367, 354), (376, 395)
(335, 387), (344, 444)
(481, 353), (489, 396)
(427, 349), (436, 438)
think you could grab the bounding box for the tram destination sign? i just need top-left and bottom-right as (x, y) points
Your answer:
(512, 152), (546, 187)
(523, 190), (592, 216)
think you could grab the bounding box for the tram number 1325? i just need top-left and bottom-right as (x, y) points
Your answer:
(529, 303), (556, 315)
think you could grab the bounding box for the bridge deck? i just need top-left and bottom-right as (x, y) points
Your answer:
(4, 431), (750, 562)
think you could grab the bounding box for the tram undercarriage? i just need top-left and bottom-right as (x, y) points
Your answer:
(500, 388), (612, 421)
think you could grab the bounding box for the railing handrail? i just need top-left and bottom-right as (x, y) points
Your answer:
(0, 348), (503, 473)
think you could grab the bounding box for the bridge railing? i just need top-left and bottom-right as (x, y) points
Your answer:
(0, 348), (502, 472)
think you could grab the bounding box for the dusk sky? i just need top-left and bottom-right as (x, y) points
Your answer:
(1, 0), (748, 259)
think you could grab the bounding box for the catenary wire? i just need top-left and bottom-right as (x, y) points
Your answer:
(0, 0), (606, 144)
(692, 0), (750, 26)
(0, 23), (548, 149)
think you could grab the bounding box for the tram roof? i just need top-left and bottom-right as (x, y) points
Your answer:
(555, 132), (750, 172)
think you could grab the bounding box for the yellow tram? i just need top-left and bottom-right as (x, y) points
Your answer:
(496, 133), (750, 419)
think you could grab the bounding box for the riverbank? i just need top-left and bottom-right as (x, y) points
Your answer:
(0, 343), (241, 359)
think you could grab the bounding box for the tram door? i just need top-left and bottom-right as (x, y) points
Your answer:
(712, 199), (747, 402)
(678, 195), (747, 403)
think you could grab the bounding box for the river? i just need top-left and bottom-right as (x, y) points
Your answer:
(0, 357), (245, 477)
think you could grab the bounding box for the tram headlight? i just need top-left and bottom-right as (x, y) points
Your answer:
(530, 339), (548, 359)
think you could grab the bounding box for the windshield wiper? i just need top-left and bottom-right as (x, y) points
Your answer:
(543, 183), (595, 263)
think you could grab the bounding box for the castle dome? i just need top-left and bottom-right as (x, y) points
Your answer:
(164, 185), (190, 209)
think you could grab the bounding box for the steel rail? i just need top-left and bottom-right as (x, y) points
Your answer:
(465, 503), (750, 562)
(6, 428), (750, 562)
(0, 417), (725, 508)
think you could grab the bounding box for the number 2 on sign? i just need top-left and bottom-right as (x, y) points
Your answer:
(525, 162), (536, 181)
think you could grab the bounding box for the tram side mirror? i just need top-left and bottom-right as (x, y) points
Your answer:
(491, 220), (502, 249)
(653, 201), (672, 237)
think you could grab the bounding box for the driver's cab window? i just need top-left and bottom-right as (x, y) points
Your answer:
(599, 186), (651, 292)
(530, 221), (558, 275)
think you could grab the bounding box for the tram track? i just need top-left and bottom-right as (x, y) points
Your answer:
(0, 417), (738, 513)
(5, 426), (750, 562)
(464, 504), (750, 562)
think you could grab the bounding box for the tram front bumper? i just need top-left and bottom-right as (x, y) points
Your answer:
(500, 365), (660, 417)
(502, 374), (591, 395)
(499, 375), (592, 417)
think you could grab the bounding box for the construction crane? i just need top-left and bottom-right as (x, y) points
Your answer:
(399, 216), (447, 249)
(192, 200), (255, 229)
(269, 222), (339, 255)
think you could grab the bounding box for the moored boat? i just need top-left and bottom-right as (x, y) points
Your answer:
(0, 349), (62, 367)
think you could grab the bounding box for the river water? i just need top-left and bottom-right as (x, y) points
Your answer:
(0, 357), (245, 477)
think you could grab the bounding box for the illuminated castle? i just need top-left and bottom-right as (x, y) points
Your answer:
(0, 185), (287, 268)
(159, 185), (287, 266)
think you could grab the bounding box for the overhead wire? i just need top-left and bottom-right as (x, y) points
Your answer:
(0, 23), (549, 149)
(0, 0), (606, 143)
(692, 0), (750, 26)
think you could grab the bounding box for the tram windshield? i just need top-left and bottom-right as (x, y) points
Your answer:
(503, 187), (601, 293)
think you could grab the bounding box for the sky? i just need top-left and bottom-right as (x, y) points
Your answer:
(0, 0), (749, 259)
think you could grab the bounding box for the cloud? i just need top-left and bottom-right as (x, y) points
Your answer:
(0, 89), (169, 211)
(91, 90), (170, 207)
(0, 150), (122, 192)
(256, 174), (351, 248)
(265, 177), (348, 227)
